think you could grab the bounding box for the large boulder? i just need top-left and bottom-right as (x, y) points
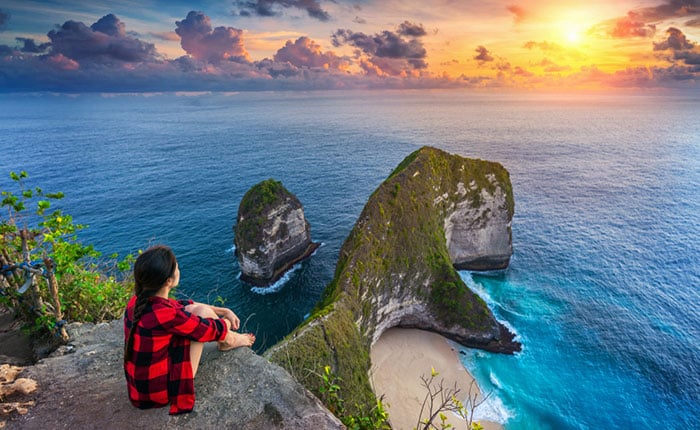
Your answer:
(235, 179), (320, 287)
(4, 321), (343, 429)
(267, 146), (519, 415)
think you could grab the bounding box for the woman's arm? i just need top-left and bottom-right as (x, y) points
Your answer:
(193, 302), (240, 330)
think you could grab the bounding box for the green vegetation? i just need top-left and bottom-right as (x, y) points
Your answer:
(268, 304), (375, 417)
(235, 178), (290, 252)
(318, 365), (390, 430)
(0, 171), (133, 338)
(269, 146), (514, 421)
(416, 368), (486, 430)
(238, 178), (285, 217)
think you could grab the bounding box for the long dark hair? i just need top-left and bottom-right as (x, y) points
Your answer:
(124, 245), (178, 362)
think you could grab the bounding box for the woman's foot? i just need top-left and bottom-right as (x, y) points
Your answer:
(218, 332), (256, 351)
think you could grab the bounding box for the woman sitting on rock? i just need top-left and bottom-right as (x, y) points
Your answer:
(123, 245), (255, 414)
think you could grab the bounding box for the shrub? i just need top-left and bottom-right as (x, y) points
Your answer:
(0, 171), (133, 338)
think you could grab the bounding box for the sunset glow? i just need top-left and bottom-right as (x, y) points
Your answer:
(0, 0), (698, 92)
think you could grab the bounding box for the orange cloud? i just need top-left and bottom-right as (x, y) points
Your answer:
(507, 5), (527, 24)
(610, 12), (656, 38)
(474, 45), (494, 63)
(274, 36), (348, 69)
(175, 11), (250, 64)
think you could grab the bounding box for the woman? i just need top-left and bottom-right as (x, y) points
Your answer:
(123, 245), (255, 414)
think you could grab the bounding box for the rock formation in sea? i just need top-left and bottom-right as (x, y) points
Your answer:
(234, 179), (320, 287)
(267, 146), (520, 415)
(4, 320), (343, 429)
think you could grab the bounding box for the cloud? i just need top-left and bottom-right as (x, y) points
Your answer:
(674, 49), (700, 64)
(273, 36), (348, 69)
(652, 27), (700, 67)
(653, 27), (695, 50)
(1, 9), (698, 92)
(46, 53), (80, 71)
(331, 21), (428, 76)
(90, 13), (125, 37)
(397, 21), (427, 37)
(175, 11), (250, 64)
(523, 40), (562, 52)
(539, 58), (571, 73)
(47, 15), (159, 64)
(0, 9), (9, 31)
(149, 31), (180, 42)
(233, 0), (330, 21)
(594, 1), (698, 41)
(16, 37), (51, 53)
(474, 45), (494, 63)
(513, 66), (533, 77)
(507, 5), (527, 24)
(0, 45), (15, 57)
(633, 0), (700, 22)
(610, 12), (656, 38)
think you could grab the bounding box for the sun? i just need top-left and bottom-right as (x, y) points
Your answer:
(551, 8), (596, 47)
(566, 29), (581, 44)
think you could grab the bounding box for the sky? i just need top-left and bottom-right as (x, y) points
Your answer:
(0, 0), (699, 92)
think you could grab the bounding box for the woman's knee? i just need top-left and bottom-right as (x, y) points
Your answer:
(185, 303), (217, 319)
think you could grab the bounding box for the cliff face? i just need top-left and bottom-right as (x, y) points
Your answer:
(235, 179), (319, 286)
(6, 320), (343, 429)
(267, 146), (519, 413)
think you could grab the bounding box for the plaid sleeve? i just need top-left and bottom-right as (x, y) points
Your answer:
(156, 305), (228, 343)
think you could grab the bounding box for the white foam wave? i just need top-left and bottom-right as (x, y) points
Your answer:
(499, 318), (523, 345)
(489, 371), (503, 389)
(471, 390), (514, 425)
(226, 244), (236, 253)
(241, 243), (323, 295)
(249, 263), (301, 295)
(459, 271), (496, 307)
(459, 271), (523, 345)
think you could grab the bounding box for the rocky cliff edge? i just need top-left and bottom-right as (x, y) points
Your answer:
(3, 320), (343, 429)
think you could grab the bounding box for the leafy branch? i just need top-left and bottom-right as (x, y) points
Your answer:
(415, 367), (489, 430)
(317, 365), (390, 430)
(1, 171), (133, 339)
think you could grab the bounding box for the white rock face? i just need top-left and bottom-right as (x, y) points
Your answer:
(444, 181), (512, 270)
(235, 184), (319, 287)
(238, 204), (310, 279)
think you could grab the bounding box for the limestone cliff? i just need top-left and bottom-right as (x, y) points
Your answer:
(4, 320), (343, 429)
(267, 146), (520, 414)
(235, 179), (320, 287)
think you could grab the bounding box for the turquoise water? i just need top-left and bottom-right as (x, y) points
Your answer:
(1, 90), (698, 428)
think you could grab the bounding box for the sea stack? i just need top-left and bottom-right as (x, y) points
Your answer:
(234, 179), (320, 287)
(267, 146), (519, 414)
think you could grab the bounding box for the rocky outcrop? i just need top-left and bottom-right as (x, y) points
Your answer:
(267, 146), (520, 415)
(235, 179), (320, 287)
(4, 321), (343, 429)
(444, 176), (512, 270)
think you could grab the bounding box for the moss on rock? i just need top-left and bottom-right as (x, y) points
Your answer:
(267, 146), (519, 416)
(235, 178), (288, 252)
(235, 179), (319, 286)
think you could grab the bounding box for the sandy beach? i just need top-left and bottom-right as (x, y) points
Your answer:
(370, 328), (501, 430)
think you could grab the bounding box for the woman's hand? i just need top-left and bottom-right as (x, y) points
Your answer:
(220, 308), (240, 331)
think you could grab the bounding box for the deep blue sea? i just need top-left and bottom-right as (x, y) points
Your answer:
(1, 90), (698, 429)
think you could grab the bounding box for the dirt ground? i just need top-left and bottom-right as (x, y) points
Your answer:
(0, 307), (34, 366)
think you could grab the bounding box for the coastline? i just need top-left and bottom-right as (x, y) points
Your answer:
(369, 328), (502, 430)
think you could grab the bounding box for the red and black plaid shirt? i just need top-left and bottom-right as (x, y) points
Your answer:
(123, 295), (227, 414)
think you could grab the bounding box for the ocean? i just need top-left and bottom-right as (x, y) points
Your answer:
(1, 90), (698, 429)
